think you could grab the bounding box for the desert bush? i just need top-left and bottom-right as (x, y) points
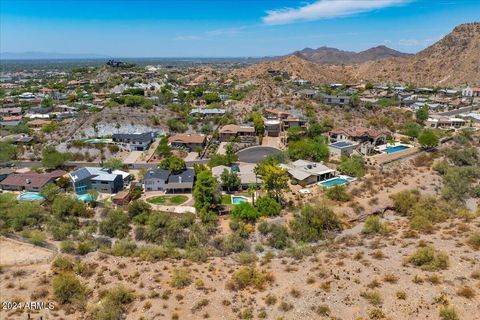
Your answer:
(111, 239), (137, 257)
(171, 268), (192, 288)
(237, 252), (257, 265)
(467, 231), (480, 250)
(91, 285), (135, 320)
(52, 255), (75, 273)
(226, 267), (274, 291)
(368, 308), (385, 319)
(361, 291), (382, 305)
(409, 246), (449, 271)
(325, 185), (351, 202)
(456, 286), (476, 299)
(362, 216), (387, 234)
(439, 306), (459, 320)
(290, 203), (341, 242)
(52, 272), (86, 306)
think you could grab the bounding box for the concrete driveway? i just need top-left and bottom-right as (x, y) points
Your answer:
(236, 146), (281, 163)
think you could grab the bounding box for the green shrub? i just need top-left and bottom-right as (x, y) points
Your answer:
(361, 291), (382, 306)
(226, 267), (273, 291)
(362, 216), (387, 234)
(439, 306), (459, 320)
(52, 255), (75, 273)
(467, 231), (480, 250)
(290, 203), (341, 242)
(325, 185), (351, 202)
(255, 196), (281, 216)
(111, 239), (137, 257)
(409, 246), (449, 271)
(91, 285), (135, 320)
(231, 202), (260, 221)
(52, 272), (86, 306)
(171, 268), (192, 288)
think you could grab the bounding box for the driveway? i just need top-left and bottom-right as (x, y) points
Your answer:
(236, 146), (281, 163)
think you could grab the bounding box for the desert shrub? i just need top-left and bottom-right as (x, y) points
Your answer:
(171, 268), (192, 288)
(237, 252), (257, 265)
(361, 291), (382, 306)
(290, 203), (341, 242)
(221, 233), (249, 254)
(257, 220), (270, 235)
(368, 308), (385, 319)
(91, 285), (135, 320)
(467, 231), (480, 250)
(111, 239), (137, 257)
(52, 255), (75, 273)
(255, 196), (281, 216)
(52, 272), (86, 306)
(439, 306), (459, 320)
(409, 215), (434, 233)
(409, 246), (449, 271)
(99, 209), (130, 238)
(231, 202), (260, 221)
(60, 240), (76, 253)
(325, 185), (351, 202)
(337, 155), (365, 177)
(226, 267), (274, 291)
(286, 243), (313, 259)
(456, 286), (476, 299)
(135, 245), (169, 261)
(76, 240), (98, 255)
(267, 224), (290, 249)
(362, 216), (387, 234)
(391, 189), (420, 215)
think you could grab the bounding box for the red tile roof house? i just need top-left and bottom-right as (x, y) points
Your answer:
(328, 127), (390, 156)
(0, 170), (66, 192)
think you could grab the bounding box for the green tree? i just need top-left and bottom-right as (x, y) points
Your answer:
(39, 183), (61, 203)
(99, 209), (131, 238)
(41, 96), (54, 108)
(337, 155), (365, 177)
(252, 112), (265, 136)
(225, 143), (238, 165)
(42, 146), (70, 169)
(255, 196), (281, 217)
(287, 138), (329, 162)
(418, 129), (439, 149)
(204, 92), (221, 104)
(290, 203), (341, 242)
(156, 136), (172, 158)
(193, 169), (219, 211)
(102, 158), (123, 170)
(159, 156), (186, 173)
(259, 164), (289, 201)
(231, 202), (260, 221)
(415, 105), (429, 123)
(0, 140), (16, 163)
(402, 122), (422, 138)
(220, 169), (241, 192)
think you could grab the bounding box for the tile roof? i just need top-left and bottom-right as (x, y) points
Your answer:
(0, 170), (65, 188)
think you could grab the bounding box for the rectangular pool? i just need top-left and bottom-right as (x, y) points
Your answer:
(384, 145), (410, 154)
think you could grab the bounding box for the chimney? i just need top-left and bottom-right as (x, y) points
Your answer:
(26, 178), (31, 184)
(178, 176), (182, 183)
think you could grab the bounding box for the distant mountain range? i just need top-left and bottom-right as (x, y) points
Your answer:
(0, 51), (110, 60)
(291, 45), (411, 65)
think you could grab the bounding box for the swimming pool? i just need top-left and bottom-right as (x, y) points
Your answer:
(17, 192), (45, 201)
(77, 194), (96, 202)
(320, 178), (350, 187)
(231, 196), (248, 204)
(84, 138), (111, 144)
(384, 145), (410, 154)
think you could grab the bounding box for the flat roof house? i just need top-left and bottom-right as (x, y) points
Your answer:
(219, 124), (256, 143)
(190, 108), (226, 117)
(168, 133), (206, 152)
(426, 116), (466, 129)
(280, 160), (335, 186)
(320, 94), (351, 106)
(328, 141), (360, 157)
(69, 167), (123, 194)
(112, 132), (156, 151)
(0, 170), (66, 192)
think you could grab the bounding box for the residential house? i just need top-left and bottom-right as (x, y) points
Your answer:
(212, 163), (261, 189)
(328, 141), (360, 157)
(69, 167), (124, 194)
(112, 190), (132, 207)
(426, 116), (466, 129)
(112, 132), (156, 151)
(328, 127), (389, 155)
(219, 125), (256, 142)
(263, 108), (307, 136)
(280, 160), (336, 186)
(143, 168), (195, 193)
(0, 107), (22, 116)
(168, 133), (206, 151)
(462, 86), (474, 97)
(294, 89), (318, 99)
(0, 170), (66, 192)
(320, 94), (351, 106)
(189, 108), (226, 117)
(28, 119), (52, 128)
(0, 116), (22, 127)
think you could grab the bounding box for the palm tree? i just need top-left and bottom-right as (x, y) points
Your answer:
(247, 184), (256, 206)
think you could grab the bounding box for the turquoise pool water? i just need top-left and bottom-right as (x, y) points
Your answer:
(232, 196), (248, 204)
(385, 145), (410, 154)
(84, 138), (110, 144)
(320, 178), (349, 187)
(77, 194), (96, 202)
(17, 192), (45, 201)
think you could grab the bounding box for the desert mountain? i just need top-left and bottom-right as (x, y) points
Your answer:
(293, 45), (409, 65)
(355, 22), (480, 85)
(236, 23), (480, 86)
(232, 55), (354, 83)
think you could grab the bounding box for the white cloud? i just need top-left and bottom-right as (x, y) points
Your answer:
(263, 0), (411, 25)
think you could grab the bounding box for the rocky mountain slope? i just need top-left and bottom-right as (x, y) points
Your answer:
(237, 23), (480, 86)
(293, 45), (409, 65)
(355, 22), (480, 85)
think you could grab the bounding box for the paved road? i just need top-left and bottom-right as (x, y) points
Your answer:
(236, 146), (281, 163)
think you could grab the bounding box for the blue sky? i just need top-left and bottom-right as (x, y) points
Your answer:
(1, 0), (479, 57)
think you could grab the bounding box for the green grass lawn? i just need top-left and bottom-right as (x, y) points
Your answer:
(146, 195), (188, 205)
(221, 194), (232, 205)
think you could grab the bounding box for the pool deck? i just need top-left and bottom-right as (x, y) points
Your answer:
(370, 146), (421, 166)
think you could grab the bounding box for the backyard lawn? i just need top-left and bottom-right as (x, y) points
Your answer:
(146, 195), (188, 206)
(221, 194), (232, 205)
